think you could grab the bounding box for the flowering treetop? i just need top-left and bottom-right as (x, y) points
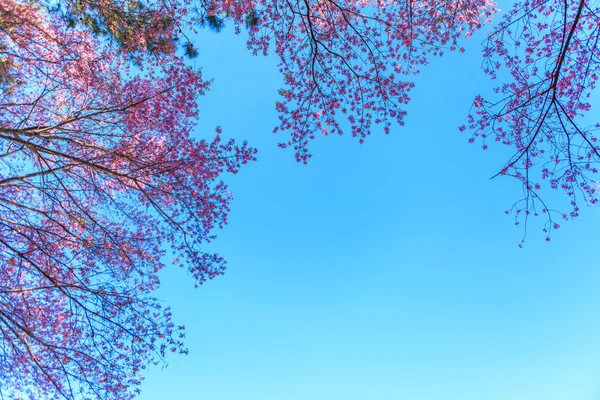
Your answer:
(463, 0), (600, 241)
(0, 0), (254, 398)
(2, 0), (599, 397)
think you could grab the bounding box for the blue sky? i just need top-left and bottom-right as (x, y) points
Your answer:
(138, 11), (600, 400)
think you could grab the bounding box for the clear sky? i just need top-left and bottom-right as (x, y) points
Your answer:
(138, 10), (600, 400)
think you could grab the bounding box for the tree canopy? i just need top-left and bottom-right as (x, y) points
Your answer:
(1, 0), (599, 397)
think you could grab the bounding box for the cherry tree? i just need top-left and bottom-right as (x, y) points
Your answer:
(464, 0), (600, 241)
(3, 0), (599, 396)
(0, 0), (254, 398)
(242, 0), (497, 162)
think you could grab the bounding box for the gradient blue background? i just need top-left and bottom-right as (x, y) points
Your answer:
(139, 9), (600, 400)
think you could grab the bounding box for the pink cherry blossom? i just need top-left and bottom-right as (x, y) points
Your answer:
(0, 1), (255, 397)
(465, 0), (600, 238)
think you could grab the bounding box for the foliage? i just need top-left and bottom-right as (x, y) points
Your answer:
(463, 0), (600, 241)
(0, 0), (254, 398)
(2, 0), (600, 397)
